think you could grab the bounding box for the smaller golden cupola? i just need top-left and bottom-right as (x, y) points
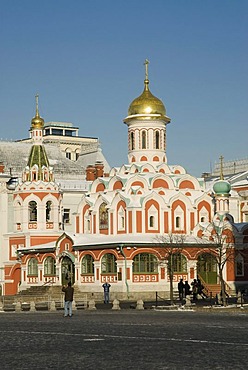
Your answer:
(124, 59), (171, 124)
(31, 94), (45, 130)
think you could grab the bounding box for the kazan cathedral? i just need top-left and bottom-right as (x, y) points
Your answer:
(1, 61), (248, 301)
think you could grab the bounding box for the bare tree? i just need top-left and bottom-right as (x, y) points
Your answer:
(201, 217), (235, 306)
(155, 233), (186, 305)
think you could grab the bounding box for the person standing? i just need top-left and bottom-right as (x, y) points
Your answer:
(178, 278), (185, 301)
(102, 282), (111, 304)
(184, 281), (191, 297)
(62, 281), (74, 317)
(191, 279), (198, 301)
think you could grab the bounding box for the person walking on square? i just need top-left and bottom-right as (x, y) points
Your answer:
(102, 282), (111, 304)
(62, 281), (74, 317)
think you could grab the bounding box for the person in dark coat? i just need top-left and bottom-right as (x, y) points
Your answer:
(191, 279), (198, 301)
(62, 281), (74, 317)
(178, 279), (185, 301)
(102, 282), (111, 304)
(184, 281), (191, 296)
(197, 276), (206, 299)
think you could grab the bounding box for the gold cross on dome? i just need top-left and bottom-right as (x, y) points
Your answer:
(144, 59), (150, 80)
(35, 94), (39, 116)
(219, 155), (224, 180)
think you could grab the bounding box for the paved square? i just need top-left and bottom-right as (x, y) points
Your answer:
(0, 310), (248, 369)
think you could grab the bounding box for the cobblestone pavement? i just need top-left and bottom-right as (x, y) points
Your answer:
(0, 309), (248, 370)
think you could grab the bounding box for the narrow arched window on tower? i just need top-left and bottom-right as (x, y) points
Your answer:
(155, 131), (160, 149)
(130, 132), (135, 150)
(29, 201), (37, 222)
(142, 131), (146, 149)
(46, 201), (52, 221)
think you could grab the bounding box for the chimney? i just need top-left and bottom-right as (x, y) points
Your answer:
(0, 162), (5, 173)
(86, 165), (96, 181)
(95, 161), (104, 178)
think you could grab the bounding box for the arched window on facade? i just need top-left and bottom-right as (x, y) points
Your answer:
(46, 201), (52, 221)
(75, 149), (80, 161)
(118, 206), (125, 231)
(99, 202), (108, 230)
(130, 132), (135, 150)
(44, 256), (56, 275)
(235, 254), (244, 277)
(15, 201), (22, 224)
(84, 210), (91, 233)
(101, 253), (117, 273)
(65, 148), (72, 160)
(42, 168), (49, 182)
(133, 253), (158, 273)
(28, 257), (38, 276)
(29, 201), (37, 222)
(148, 204), (158, 229)
(176, 216), (181, 228)
(155, 131), (160, 149)
(31, 165), (38, 181)
(81, 255), (94, 274)
(149, 216), (154, 227)
(142, 131), (147, 149)
(168, 253), (187, 273)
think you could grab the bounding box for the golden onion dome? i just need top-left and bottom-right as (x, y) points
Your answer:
(31, 94), (44, 129)
(128, 79), (166, 116)
(124, 60), (170, 123)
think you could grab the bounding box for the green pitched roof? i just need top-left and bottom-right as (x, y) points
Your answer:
(27, 145), (50, 180)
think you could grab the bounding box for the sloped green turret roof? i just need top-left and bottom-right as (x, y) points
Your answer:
(27, 145), (50, 180)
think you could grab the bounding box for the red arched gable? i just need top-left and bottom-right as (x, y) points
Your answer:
(117, 200), (126, 211)
(198, 201), (211, 222)
(113, 181), (123, 190)
(96, 183), (105, 192)
(153, 179), (169, 189)
(179, 180), (195, 189)
(153, 156), (159, 161)
(131, 181), (144, 188)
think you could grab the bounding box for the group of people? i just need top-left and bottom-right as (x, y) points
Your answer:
(62, 277), (205, 316)
(178, 277), (204, 301)
(62, 280), (111, 317)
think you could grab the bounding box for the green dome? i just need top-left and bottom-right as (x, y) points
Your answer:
(213, 180), (231, 195)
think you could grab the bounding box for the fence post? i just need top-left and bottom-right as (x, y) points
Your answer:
(30, 301), (36, 312)
(0, 298), (3, 312)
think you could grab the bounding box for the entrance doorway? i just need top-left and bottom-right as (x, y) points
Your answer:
(61, 256), (75, 285)
(197, 253), (217, 284)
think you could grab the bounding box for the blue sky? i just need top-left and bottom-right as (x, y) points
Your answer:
(1, 0), (247, 177)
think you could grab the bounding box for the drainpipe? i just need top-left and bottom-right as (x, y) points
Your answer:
(117, 244), (130, 299)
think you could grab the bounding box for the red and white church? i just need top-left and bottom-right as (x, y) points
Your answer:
(2, 62), (248, 300)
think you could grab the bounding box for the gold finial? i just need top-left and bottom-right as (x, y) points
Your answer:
(219, 155), (224, 180)
(35, 94), (39, 117)
(144, 59), (150, 80)
(31, 93), (44, 128)
(143, 59), (150, 91)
